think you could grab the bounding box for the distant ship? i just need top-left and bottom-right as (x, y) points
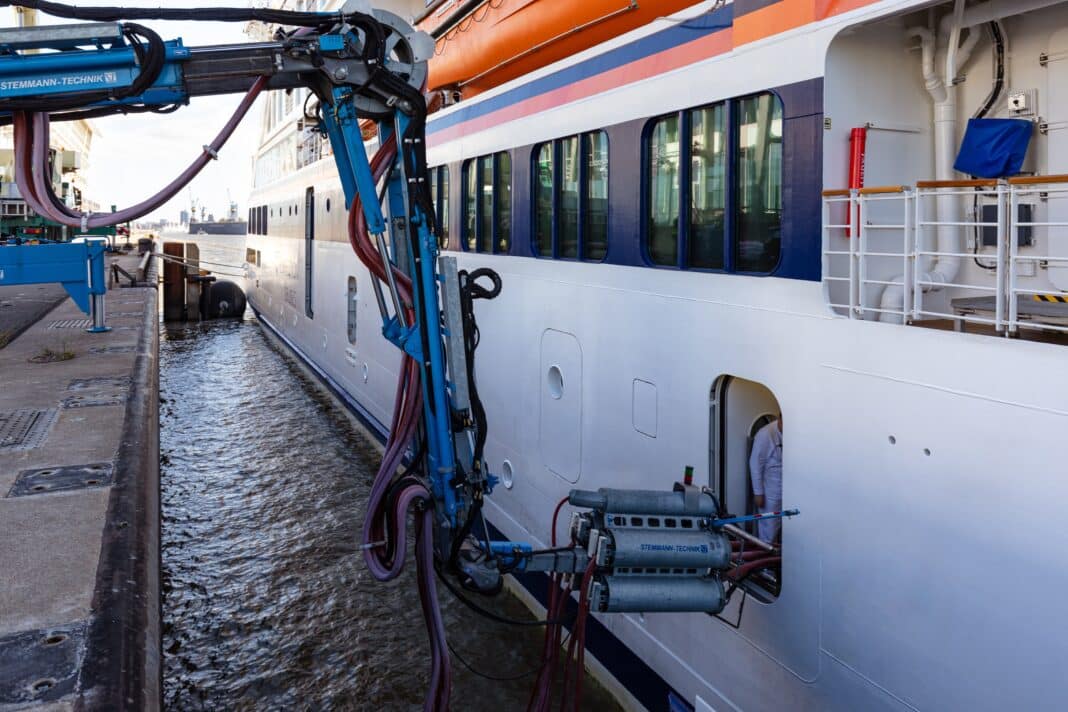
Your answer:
(189, 200), (247, 236)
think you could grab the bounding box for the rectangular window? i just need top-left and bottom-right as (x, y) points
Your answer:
(585, 131), (609, 261)
(304, 187), (314, 318)
(479, 156), (493, 253)
(496, 152), (511, 252)
(430, 165), (450, 249)
(690, 104), (726, 269)
(535, 144), (553, 256)
(643, 93), (783, 273)
(465, 161), (478, 251)
(735, 94), (783, 273)
(462, 151), (511, 253)
(647, 116), (680, 266)
(533, 130), (609, 260)
(558, 136), (580, 259)
(347, 276), (358, 345)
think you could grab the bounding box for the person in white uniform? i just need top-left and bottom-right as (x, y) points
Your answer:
(749, 413), (783, 544)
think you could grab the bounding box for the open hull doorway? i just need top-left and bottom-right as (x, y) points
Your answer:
(710, 375), (781, 600)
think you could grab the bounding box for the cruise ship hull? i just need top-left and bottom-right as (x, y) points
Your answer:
(246, 227), (1068, 711)
(245, 0), (1068, 708)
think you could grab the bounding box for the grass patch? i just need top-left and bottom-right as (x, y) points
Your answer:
(29, 343), (76, 364)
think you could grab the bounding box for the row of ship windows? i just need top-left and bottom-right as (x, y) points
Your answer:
(247, 197), (334, 236)
(429, 92), (785, 273)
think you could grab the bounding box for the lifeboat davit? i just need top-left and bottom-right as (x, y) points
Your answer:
(417, 0), (706, 98)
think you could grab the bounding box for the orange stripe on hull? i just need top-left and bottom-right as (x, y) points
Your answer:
(733, 0), (884, 46)
(539, 28), (733, 111)
(733, 0), (814, 46)
(815, 0), (883, 20)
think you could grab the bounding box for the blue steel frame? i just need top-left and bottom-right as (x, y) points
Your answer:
(0, 20), (474, 532)
(0, 238), (108, 322)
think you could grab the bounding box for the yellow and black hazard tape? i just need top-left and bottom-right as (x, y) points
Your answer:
(1034, 294), (1068, 303)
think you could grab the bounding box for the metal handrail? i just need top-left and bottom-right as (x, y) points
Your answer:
(821, 177), (1068, 334)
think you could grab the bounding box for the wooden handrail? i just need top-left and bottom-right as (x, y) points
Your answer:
(821, 186), (908, 196)
(1008, 174), (1068, 186)
(915, 179), (998, 189)
(858, 185), (908, 195)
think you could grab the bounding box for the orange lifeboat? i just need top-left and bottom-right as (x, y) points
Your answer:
(417, 0), (706, 98)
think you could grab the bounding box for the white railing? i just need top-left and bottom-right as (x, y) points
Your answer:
(1008, 176), (1068, 335)
(822, 186), (914, 323)
(822, 177), (1068, 335)
(912, 179), (1007, 332)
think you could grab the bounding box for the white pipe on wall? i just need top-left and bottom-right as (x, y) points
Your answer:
(881, 2), (978, 321)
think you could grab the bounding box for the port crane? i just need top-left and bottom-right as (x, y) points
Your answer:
(0, 2), (796, 707)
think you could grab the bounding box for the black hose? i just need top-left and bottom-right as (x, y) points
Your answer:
(968, 21), (1005, 271)
(458, 267), (501, 476)
(0, 0), (346, 27)
(433, 564), (573, 628)
(974, 21), (1005, 120)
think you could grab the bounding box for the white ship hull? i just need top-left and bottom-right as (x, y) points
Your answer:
(246, 1), (1068, 709)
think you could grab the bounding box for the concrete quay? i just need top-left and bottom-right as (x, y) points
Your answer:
(0, 251), (160, 711)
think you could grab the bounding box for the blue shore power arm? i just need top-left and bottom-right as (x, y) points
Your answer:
(0, 2), (797, 618)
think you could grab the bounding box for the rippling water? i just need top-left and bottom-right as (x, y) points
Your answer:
(159, 237), (619, 710)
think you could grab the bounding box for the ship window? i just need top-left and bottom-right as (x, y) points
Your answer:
(586, 131), (609, 261)
(260, 206), (267, 235)
(690, 103), (727, 269)
(535, 143), (553, 255)
(559, 135), (580, 258)
(429, 165), (450, 249)
(326, 198), (331, 213)
(462, 151), (511, 253)
(643, 92), (782, 273)
(647, 115), (681, 266)
(347, 276), (358, 345)
(304, 187), (314, 319)
(479, 156), (493, 252)
(532, 130), (609, 260)
(735, 93), (783, 273)
(496, 153), (511, 252)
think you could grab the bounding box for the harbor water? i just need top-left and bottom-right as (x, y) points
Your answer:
(159, 235), (619, 710)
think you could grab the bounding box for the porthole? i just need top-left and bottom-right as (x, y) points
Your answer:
(547, 365), (563, 399)
(326, 198), (332, 213)
(501, 460), (514, 489)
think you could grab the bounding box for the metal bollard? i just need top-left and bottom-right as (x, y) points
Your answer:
(85, 238), (111, 333)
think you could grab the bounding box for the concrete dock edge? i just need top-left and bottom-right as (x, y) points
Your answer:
(76, 288), (160, 712)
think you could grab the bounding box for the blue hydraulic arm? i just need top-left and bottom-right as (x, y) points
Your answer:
(0, 4), (801, 623)
(0, 3), (469, 535)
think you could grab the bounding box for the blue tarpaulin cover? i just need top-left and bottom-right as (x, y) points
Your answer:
(954, 118), (1033, 178)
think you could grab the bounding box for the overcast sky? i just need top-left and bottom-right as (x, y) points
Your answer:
(28, 1), (269, 222)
